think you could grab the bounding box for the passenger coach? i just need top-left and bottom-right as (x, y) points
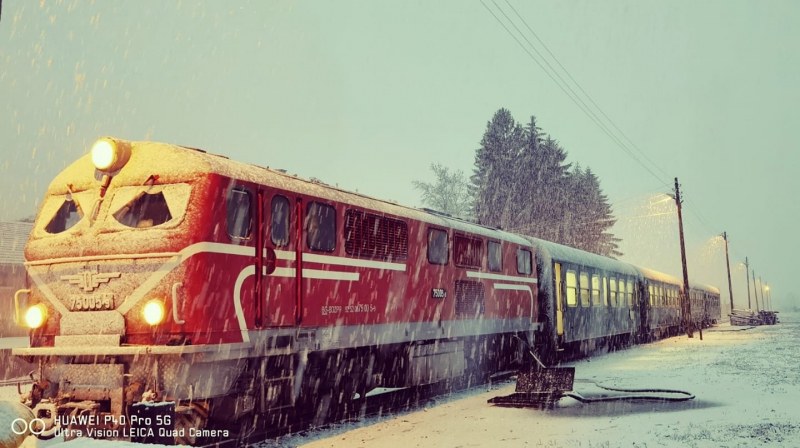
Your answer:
(531, 238), (640, 359)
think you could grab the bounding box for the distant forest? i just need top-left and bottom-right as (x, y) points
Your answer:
(414, 108), (620, 258)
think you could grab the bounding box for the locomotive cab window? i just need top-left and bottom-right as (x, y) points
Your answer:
(114, 191), (172, 228)
(427, 228), (449, 265)
(45, 196), (83, 234)
(227, 188), (253, 240)
(271, 195), (290, 247)
(516, 248), (532, 275)
(487, 240), (502, 272)
(305, 202), (336, 252)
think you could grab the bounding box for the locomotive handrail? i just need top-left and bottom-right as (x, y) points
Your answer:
(14, 289), (31, 325)
(172, 282), (185, 324)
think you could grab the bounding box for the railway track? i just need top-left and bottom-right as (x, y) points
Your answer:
(199, 371), (517, 447)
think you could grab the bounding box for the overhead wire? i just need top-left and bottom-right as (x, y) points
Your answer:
(480, 0), (671, 191)
(503, 0), (672, 183)
(482, 0), (743, 260)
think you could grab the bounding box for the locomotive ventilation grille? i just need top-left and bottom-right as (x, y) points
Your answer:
(455, 280), (485, 318)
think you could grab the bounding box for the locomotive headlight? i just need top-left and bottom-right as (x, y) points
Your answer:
(142, 299), (166, 326)
(24, 304), (48, 329)
(91, 137), (131, 172)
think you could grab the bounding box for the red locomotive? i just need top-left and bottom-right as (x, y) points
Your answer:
(12, 137), (719, 443)
(13, 137), (541, 442)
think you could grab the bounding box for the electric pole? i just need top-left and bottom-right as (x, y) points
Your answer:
(722, 231), (734, 313)
(744, 257), (751, 309)
(674, 178), (694, 338)
(752, 269), (760, 312)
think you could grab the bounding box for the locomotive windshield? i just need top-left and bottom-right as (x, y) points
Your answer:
(44, 196), (83, 233)
(114, 191), (172, 228)
(108, 183), (191, 230)
(38, 189), (97, 235)
(35, 183), (192, 236)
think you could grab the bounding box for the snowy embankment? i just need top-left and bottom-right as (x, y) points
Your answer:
(275, 313), (799, 448)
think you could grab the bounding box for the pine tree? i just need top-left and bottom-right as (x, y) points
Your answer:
(512, 119), (572, 242)
(564, 166), (620, 257)
(470, 108), (622, 258)
(471, 108), (525, 228)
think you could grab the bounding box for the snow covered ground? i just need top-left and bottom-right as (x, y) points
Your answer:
(2, 314), (796, 448)
(272, 313), (799, 448)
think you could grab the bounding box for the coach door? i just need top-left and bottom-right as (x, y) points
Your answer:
(554, 262), (564, 336)
(256, 190), (299, 327)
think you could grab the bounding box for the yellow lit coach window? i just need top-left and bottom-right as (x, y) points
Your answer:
(579, 272), (590, 307)
(566, 270), (577, 307)
(627, 280), (634, 307)
(591, 274), (602, 306)
(609, 277), (618, 307)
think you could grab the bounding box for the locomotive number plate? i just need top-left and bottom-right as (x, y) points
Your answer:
(69, 293), (115, 311)
(431, 288), (447, 299)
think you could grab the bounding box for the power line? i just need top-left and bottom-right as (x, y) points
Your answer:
(480, 0), (671, 191)
(503, 0), (672, 183)
(482, 0), (741, 259)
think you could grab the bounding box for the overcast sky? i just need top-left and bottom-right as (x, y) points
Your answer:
(2, 0), (797, 309)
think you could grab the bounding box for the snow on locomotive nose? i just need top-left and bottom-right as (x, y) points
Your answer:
(12, 137), (250, 443)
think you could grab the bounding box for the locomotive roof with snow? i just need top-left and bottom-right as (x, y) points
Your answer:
(40, 137), (532, 246)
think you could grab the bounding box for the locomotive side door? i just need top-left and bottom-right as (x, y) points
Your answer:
(258, 190), (299, 327)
